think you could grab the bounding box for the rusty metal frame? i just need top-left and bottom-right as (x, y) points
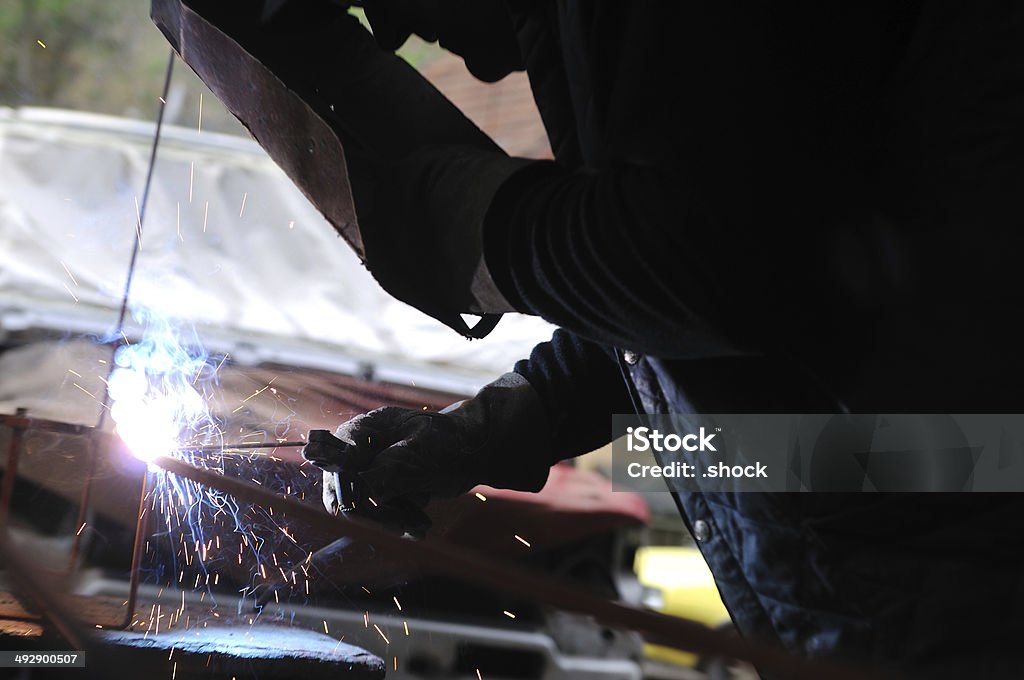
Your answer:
(0, 411), (149, 631)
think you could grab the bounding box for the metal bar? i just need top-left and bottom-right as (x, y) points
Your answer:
(0, 409), (27, 528)
(66, 439), (96, 572)
(118, 472), (151, 629)
(175, 441), (306, 454)
(151, 454), (884, 680)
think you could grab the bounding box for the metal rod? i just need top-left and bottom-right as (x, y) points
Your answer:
(118, 471), (151, 630)
(0, 409), (27, 529)
(175, 441), (307, 454)
(65, 438), (95, 573)
(150, 454), (884, 680)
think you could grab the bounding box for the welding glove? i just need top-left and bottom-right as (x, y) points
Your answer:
(152, 0), (539, 337)
(304, 372), (551, 534)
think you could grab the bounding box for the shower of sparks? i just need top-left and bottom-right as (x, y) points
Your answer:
(104, 307), (316, 621)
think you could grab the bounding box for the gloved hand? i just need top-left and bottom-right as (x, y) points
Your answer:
(303, 372), (552, 535)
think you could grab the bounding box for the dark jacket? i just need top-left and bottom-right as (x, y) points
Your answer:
(489, 1), (1024, 676)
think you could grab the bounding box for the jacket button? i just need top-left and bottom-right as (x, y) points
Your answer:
(622, 350), (639, 365)
(693, 520), (710, 542)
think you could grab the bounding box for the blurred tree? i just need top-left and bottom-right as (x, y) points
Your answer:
(0, 1), (444, 133)
(0, 0), (170, 115)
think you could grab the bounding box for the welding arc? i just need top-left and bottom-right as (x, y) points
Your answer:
(151, 455), (883, 680)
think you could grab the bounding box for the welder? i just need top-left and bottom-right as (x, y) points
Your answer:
(165, 1), (1024, 677)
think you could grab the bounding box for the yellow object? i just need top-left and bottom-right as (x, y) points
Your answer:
(634, 545), (733, 668)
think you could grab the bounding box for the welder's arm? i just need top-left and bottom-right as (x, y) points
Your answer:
(303, 329), (632, 529)
(480, 160), (757, 359)
(304, 372), (551, 536)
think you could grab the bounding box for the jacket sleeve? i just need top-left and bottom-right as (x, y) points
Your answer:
(513, 328), (636, 462)
(484, 160), (768, 360)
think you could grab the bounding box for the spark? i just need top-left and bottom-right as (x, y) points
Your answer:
(477, 670), (483, 680)
(67, 369), (82, 378)
(475, 492), (487, 501)
(76, 522), (87, 536)
(514, 534), (531, 548)
(239, 192), (247, 217)
(134, 196), (143, 249)
(198, 93), (203, 134)
(403, 621), (409, 636)
(188, 162), (194, 203)
(232, 383), (272, 413)
(72, 382), (96, 398)
(203, 201), (209, 233)
(37, 40), (46, 48)
(323, 620), (329, 635)
(288, 220), (295, 229)
(502, 610), (516, 619)
(373, 624), (390, 644)
(393, 596), (402, 611)
(177, 202), (183, 242)
(60, 260), (79, 285)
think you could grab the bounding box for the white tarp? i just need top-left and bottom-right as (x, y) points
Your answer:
(0, 107), (555, 397)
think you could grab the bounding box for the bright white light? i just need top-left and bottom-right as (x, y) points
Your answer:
(107, 310), (216, 463)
